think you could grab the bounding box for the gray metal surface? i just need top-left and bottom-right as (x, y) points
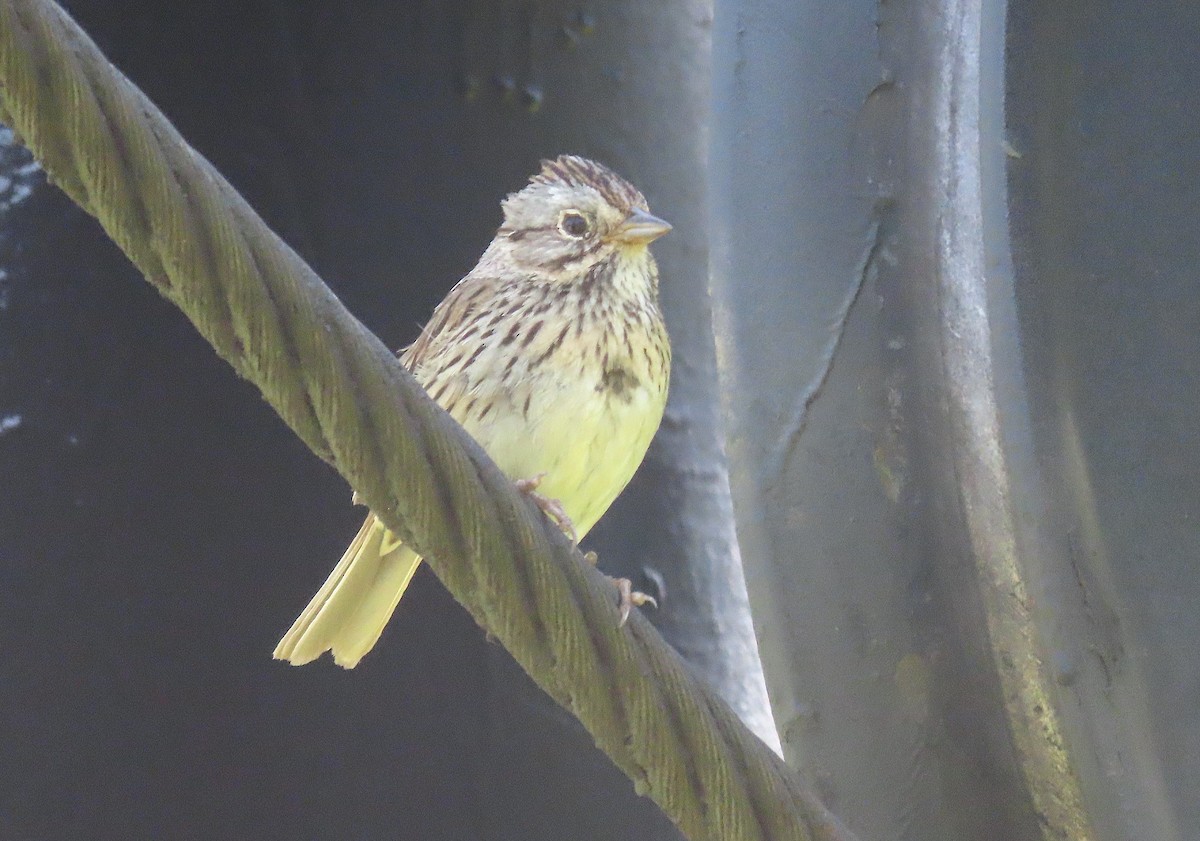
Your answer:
(709, 0), (993, 837)
(1005, 2), (1199, 837)
(711, 0), (1199, 839)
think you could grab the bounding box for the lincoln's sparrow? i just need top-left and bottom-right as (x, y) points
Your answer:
(274, 155), (672, 668)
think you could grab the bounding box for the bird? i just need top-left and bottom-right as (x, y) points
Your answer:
(273, 155), (673, 668)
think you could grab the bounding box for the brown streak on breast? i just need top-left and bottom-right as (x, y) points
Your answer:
(598, 365), (640, 403)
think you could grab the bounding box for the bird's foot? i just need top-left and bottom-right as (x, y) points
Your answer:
(612, 575), (658, 627)
(582, 550), (658, 626)
(514, 473), (578, 544)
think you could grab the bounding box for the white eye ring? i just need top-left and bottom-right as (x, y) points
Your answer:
(558, 210), (590, 238)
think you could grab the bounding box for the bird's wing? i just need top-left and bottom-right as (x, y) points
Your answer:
(399, 272), (501, 373)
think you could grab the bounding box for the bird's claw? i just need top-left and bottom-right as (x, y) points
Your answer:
(613, 576), (658, 627)
(514, 473), (578, 544)
(513, 481), (654, 625)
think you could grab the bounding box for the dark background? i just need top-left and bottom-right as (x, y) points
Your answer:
(4, 1), (1200, 840)
(0, 3), (728, 839)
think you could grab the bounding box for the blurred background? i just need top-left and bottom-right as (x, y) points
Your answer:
(1, 2), (1197, 840)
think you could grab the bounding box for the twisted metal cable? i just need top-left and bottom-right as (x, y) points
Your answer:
(0, 2), (857, 839)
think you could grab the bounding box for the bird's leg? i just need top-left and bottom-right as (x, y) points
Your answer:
(514, 473), (578, 545)
(581, 550), (659, 626)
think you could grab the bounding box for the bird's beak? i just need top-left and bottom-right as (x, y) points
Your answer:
(613, 207), (672, 244)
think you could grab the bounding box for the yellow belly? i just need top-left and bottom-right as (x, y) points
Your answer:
(457, 363), (667, 539)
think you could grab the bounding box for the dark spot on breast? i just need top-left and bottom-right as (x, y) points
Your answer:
(598, 365), (640, 403)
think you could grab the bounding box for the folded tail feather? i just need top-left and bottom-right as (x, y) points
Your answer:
(273, 515), (423, 668)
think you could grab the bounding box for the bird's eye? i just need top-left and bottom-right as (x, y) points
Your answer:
(558, 210), (590, 238)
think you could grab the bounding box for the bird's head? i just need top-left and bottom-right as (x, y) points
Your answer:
(495, 155), (671, 279)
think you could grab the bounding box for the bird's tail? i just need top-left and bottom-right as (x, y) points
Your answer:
(273, 515), (422, 668)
